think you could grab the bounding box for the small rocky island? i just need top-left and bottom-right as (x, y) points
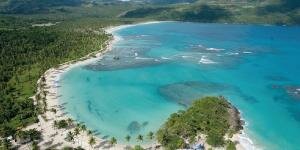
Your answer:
(156, 96), (244, 150)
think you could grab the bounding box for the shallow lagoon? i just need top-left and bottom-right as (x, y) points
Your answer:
(59, 22), (300, 149)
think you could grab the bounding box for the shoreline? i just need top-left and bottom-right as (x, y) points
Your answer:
(24, 21), (256, 150)
(22, 21), (162, 150)
(232, 122), (257, 150)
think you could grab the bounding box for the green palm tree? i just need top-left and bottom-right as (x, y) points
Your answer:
(137, 135), (143, 143)
(110, 137), (117, 147)
(87, 130), (92, 135)
(76, 123), (81, 128)
(74, 127), (80, 144)
(53, 120), (58, 129)
(81, 124), (87, 132)
(133, 145), (144, 150)
(0, 138), (12, 149)
(147, 131), (154, 140)
(79, 124), (86, 146)
(65, 131), (74, 143)
(89, 136), (96, 149)
(125, 135), (131, 142)
(74, 127), (80, 136)
(67, 118), (73, 126)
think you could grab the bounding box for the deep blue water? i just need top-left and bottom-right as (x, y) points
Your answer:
(59, 22), (300, 149)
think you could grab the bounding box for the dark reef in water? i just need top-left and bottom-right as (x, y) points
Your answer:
(269, 84), (300, 101)
(234, 88), (258, 103)
(158, 81), (229, 106)
(127, 121), (149, 134)
(269, 84), (300, 122)
(159, 81), (258, 106)
(288, 106), (300, 122)
(83, 35), (266, 72)
(86, 99), (104, 121)
(84, 57), (165, 71)
(265, 75), (290, 82)
(285, 86), (300, 100)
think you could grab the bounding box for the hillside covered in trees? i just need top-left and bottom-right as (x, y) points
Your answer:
(0, 18), (112, 138)
(121, 0), (300, 25)
(156, 96), (243, 150)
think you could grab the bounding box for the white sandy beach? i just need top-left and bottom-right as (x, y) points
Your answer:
(22, 21), (255, 150)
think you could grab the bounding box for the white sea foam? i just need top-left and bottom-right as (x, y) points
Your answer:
(233, 111), (260, 150)
(198, 44), (204, 48)
(135, 57), (152, 60)
(134, 52), (138, 57)
(226, 52), (239, 55)
(237, 131), (257, 150)
(182, 55), (192, 58)
(243, 51), (253, 54)
(199, 56), (217, 64)
(206, 47), (225, 51)
(296, 88), (300, 92)
(161, 56), (171, 60)
(135, 34), (150, 38)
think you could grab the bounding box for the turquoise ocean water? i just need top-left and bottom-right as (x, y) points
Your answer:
(59, 22), (300, 149)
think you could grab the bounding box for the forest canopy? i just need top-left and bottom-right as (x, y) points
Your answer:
(0, 21), (110, 138)
(156, 96), (243, 150)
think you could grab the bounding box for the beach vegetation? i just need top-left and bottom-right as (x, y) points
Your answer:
(88, 136), (96, 148)
(50, 108), (57, 114)
(147, 131), (154, 140)
(156, 96), (242, 149)
(31, 141), (39, 150)
(67, 118), (74, 126)
(87, 130), (92, 135)
(109, 137), (117, 146)
(125, 135), (131, 142)
(131, 145), (145, 150)
(80, 124), (87, 132)
(55, 120), (69, 129)
(65, 131), (74, 143)
(137, 134), (143, 143)
(63, 146), (84, 150)
(0, 16), (112, 140)
(63, 147), (73, 150)
(73, 127), (80, 145)
(74, 127), (80, 136)
(226, 140), (237, 150)
(16, 129), (41, 144)
(0, 138), (12, 150)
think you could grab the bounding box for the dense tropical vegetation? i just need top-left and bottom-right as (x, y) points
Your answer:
(121, 0), (300, 25)
(156, 96), (243, 150)
(0, 0), (299, 149)
(0, 17), (113, 140)
(16, 129), (41, 142)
